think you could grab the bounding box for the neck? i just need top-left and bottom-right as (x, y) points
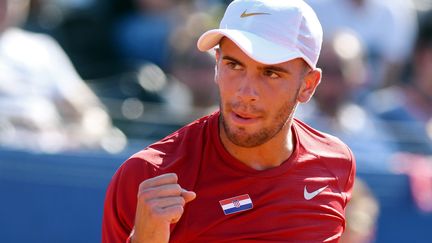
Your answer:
(219, 119), (295, 171)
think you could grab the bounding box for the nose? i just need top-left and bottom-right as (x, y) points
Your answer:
(236, 75), (259, 102)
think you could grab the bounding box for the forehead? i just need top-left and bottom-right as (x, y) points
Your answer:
(218, 37), (307, 69)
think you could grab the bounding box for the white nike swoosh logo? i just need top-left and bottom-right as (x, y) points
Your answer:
(304, 185), (328, 200)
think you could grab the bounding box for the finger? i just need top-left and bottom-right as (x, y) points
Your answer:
(138, 184), (183, 199)
(147, 196), (186, 210)
(140, 173), (178, 188)
(181, 189), (197, 204)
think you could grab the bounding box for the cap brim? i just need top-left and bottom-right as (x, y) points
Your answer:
(197, 29), (313, 67)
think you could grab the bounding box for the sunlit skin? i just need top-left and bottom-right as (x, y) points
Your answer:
(215, 38), (322, 170)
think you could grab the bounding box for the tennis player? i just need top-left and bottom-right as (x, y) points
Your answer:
(102, 0), (356, 242)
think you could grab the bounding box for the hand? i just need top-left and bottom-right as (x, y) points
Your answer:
(130, 173), (196, 243)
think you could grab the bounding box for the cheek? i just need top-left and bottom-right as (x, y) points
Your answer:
(215, 71), (230, 102)
(216, 67), (237, 92)
(262, 86), (297, 111)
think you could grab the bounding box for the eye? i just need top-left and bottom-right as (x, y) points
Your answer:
(263, 69), (281, 79)
(225, 61), (242, 70)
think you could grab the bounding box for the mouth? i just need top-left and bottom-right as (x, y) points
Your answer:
(230, 110), (260, 125)
(234, 112), (255, 119)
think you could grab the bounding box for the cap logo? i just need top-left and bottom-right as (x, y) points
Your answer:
(240, 9), (270, 18)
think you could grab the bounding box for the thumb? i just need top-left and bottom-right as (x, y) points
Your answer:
(181, 189), (196, 204)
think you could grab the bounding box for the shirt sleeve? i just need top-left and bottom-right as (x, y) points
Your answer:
(102, 158), (155, 243)
(343, 147), (357, 207)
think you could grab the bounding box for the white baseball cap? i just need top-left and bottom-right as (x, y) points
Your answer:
(197, 0), (323, 68)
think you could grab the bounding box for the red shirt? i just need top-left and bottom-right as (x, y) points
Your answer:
(102, 111), (355, 242)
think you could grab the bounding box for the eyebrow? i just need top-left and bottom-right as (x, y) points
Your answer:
(222, 55), (244, 66)
(260, 65), (291, 75)
(221, 55), (292, 74)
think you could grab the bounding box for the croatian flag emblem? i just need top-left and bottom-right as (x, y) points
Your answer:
(219, 194), (253, 215)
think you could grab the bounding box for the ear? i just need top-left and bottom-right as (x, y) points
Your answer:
(215, 47), (221, 60)
(297, 68), (322, 103)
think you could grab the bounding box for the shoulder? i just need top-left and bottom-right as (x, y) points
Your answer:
(294, 118), (356, 199)
(294, 118), (354, 160)
(294, 118), (356, 203)
(293, 118), (355, 178)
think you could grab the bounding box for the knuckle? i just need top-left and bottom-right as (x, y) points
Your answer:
(146, 200), (160, 209)
(174, 205), (184, 214)
(137, 187), (154, 199)
(167, 173), (178, 181)
(138, 181), (147, 191)
(138, 178), (154, 191)
(173, 184), (182, 193)
(136, 196), (153, 211)
(178, 197), (186, 206)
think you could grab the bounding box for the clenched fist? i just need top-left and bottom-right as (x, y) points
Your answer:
(130, 173), (196, 243)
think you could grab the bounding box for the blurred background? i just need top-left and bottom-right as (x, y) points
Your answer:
(0, 0), (432, 242)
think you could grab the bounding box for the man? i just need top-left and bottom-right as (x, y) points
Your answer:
(102, 0), (356, 242)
